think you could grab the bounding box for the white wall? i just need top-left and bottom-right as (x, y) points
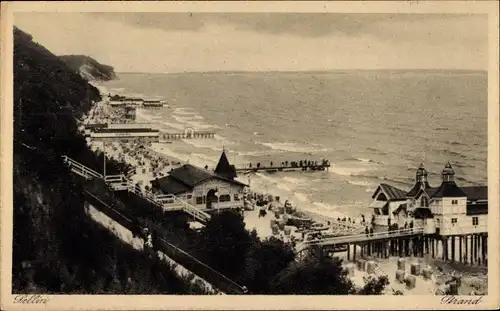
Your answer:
(437, 214), (487, 235)
(190, 178), (245, 210)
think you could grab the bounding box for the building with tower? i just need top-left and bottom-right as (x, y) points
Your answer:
(369, 162), (488, 235)
(151, 150), (247, 211)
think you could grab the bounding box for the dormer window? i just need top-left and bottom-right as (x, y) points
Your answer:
(451, 199), (458, 205)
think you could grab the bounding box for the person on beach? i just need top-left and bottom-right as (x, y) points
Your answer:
(259, 205), (267, 218)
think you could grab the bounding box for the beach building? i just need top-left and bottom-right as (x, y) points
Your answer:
(151, 151), (247, 211)
(370, 162), (488, 235)
(109, 96), (144, 107)
(143, 99), (167, 108)
(90, 127), (160, 142)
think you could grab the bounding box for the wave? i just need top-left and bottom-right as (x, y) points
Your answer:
(213, 134), (238, 146)
(435, 127), (449, 131)
(345, 156), (386, 165)
(347, 180), (378, 187)
(237, 149), (282, 157)
(259, 142), (332, 154)
(365, 147), (387, 155)
(443, 150), (468, 159)
(282, 176), (306, 185)
(151, 144), (216, 169)
(353, 173), (412, 187)
(173, 107), (198, 115)
(329, 165), (372, 177)
(158, 121), (186, 131)
(449, 141), (466, 146)
(182, 139), (223, 152)
(310, 202), (347, 219)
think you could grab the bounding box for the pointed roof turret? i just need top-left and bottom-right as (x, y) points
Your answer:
(431, 162), (466, 198)
(215, 150), (237, 180)
(406, 163), (433, 197)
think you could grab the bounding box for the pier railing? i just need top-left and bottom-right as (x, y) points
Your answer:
(296, 227), (425, 252)
(62, 156), (211, 224)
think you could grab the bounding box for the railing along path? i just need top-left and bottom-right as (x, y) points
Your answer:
(62, 155), (210, 224)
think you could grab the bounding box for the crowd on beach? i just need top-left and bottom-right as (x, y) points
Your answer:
(83, 96), (180, 190)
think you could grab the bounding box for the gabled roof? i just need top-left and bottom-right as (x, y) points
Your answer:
(406, 181), (433, 197)
(372, 183), (407, 201)
(414, 187), (438, 200)
(462, 186), (488, 201)
(153, 164), (247, 195)
(168, 164), (214, 187)
(214, 151), (237, 180)
(151, 176), (192, 195)
(431, 182), (467, 198)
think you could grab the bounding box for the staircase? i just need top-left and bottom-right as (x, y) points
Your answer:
(62, 155), (211, 224)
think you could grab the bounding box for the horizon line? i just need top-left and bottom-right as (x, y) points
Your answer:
(115, 68), (487, 75)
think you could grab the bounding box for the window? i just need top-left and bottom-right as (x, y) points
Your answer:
(420, 196), (429, 207)
(472, 217), (479, 226)
(451, 218), (457, 225)
(219, 194), (231, 202)
(196, 196), (203, 205)
(451, 199), (458, 205)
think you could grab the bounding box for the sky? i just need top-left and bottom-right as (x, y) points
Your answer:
(14, 13), (488, 73)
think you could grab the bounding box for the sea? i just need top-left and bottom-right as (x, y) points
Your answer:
(98, 70), (488, 220)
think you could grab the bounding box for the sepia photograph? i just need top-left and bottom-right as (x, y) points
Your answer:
(1, 1), (499, 310)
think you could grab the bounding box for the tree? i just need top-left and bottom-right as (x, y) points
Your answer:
(243, 236), (295, 293)
(358, 275), (390, 295)
(270, 253), (355, 294)
(196, 210), (253, 279)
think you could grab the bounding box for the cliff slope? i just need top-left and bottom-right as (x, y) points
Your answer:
(59, 55), (117, 81)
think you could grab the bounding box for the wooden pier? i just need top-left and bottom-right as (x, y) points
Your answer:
(236, 160), (331, 173)
(160, 130), (215, 140)
(296, 225), (488, 266)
